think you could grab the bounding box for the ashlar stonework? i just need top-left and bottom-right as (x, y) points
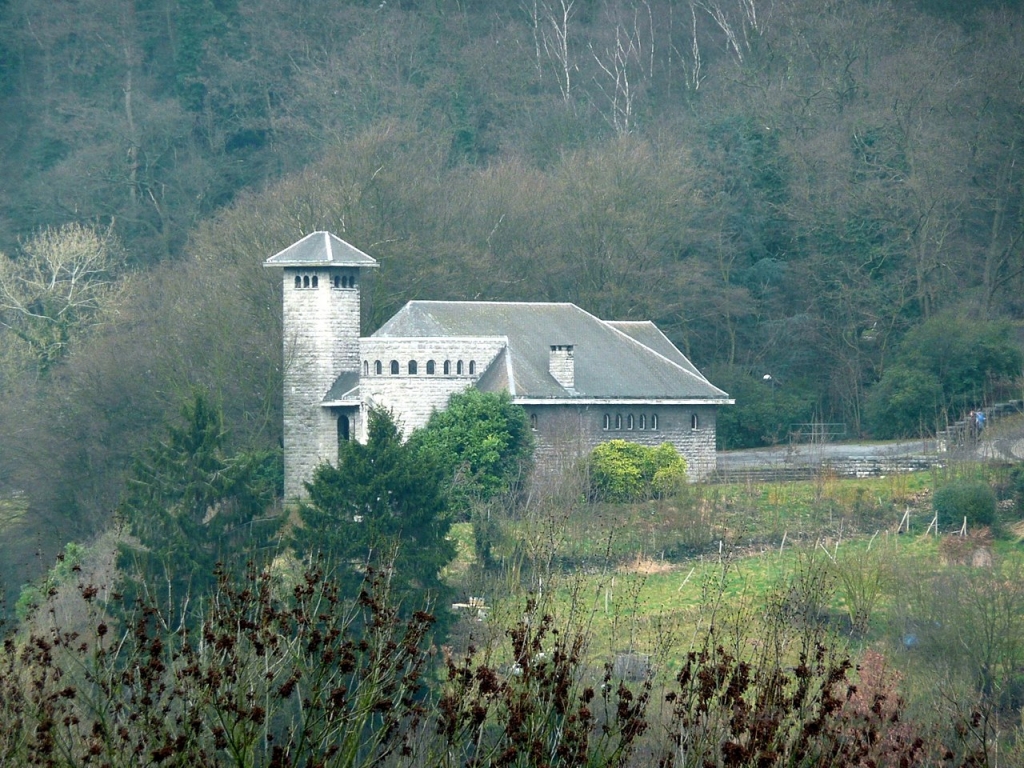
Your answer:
(266, 232), (733, 500)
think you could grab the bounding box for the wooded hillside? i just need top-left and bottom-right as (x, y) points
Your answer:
(1, 0), (1023, 601)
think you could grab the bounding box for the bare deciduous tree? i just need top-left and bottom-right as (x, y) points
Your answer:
(0, 223), (127, 371)
(523, 0), (578, 102)
(590, 1), (655, 133)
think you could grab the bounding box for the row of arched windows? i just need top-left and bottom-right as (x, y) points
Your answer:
(601, 413), (701, 431)
(293, 273), (356, 289)
(363, 359), (477, 376)
(603, 413), (659, 431)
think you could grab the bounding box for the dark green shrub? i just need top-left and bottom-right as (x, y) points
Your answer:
(1010, 464), (1024, 517)
(865, 315), (1022, 438)
(708, 365), (814, 449)
(864, 365), (943, 439)
(933, 480), (998, 531)
(117, 391), (283, 624)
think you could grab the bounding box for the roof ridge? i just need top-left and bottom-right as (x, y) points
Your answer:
(597, 314), (728, 395)
(407, 300), (579, 307)
(264, 231), (378, 267)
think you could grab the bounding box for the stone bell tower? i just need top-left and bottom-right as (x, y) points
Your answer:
(265, 232), (378, 500)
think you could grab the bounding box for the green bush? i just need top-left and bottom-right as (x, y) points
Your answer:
(865, 315), (1022, 438)
(708, 365), (814, 449)
(864, 365), (943, 439)
(15, 541), (87, 622)
(588, 440), (687, 502)
(1010, 464), (1024, 517)
(411, 389), (533, 514)
(933, 480), (998, 531)
(294, 407), (456, 631)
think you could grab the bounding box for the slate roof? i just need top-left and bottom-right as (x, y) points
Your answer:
(264, 231), (379, 268)
(372, 301), (730, 401)
(324, 371), (360, 403)
(605, 321), (703, 378)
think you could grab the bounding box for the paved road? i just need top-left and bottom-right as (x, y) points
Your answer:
(717, 439), (942, 471)
(718, 433), (1024, 472)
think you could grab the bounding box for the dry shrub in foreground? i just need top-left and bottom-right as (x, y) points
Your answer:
(437, 596), (652, 768)
(0, 563), (434, 767)
(0, 558), (999, 767)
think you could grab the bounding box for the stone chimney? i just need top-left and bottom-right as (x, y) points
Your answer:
(549, 344), (575, 390)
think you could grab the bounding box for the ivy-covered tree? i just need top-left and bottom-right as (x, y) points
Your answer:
(293, 407), (456, 625)
(117, 391), (283, 623)
(410, 389), (534, 513)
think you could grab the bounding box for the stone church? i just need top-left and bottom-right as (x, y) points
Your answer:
(266, 231), (732, 500)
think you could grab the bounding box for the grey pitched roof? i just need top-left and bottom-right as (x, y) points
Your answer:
(264, 232), (379, 268)
(474, 346), (511, 393)
(372, 301), (730, 401)
(605, 321), (703, 378)
(324, 371), (360, 403)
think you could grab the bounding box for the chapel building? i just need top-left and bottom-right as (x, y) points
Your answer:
(266, 231), (732, 500)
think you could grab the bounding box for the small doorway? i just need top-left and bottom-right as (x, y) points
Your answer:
(337, 414), (350, 452)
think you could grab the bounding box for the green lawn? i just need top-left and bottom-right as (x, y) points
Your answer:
(447, 469), (1024, 693)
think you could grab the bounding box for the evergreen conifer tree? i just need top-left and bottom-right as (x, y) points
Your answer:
(117, 391), (283, 624)
(293, 407), (455, 628)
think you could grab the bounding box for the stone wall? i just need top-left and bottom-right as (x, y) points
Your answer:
(526, 403), (718, 481)
(358, 337), (507, 436)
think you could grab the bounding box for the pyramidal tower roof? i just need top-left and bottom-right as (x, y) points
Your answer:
(264, 231), (379, 268)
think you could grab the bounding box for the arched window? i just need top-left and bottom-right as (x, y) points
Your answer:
(651, 414), (658, 430)
(311, 275), (318, 288)
(603, 414), (611, 430)
(294, 275), (302, 289)
(334, 275), (341, 289)
(363, 360), (369, 376)
(627, 414), (634, 430)
(390, 360), (399, 375)
(408, 360), (418, 374)
(691, 413), (699, 430)
(457, 360), (464, 375)
(426, 360), (435, 374)
(639, 414), (647, 430)
(444, 360), (451, 375)
(375, 360), (382, 375)
(303, 275), (310, 288)
(469, 360), (476, 375)
(615, 414), (622, 430)
(530, 414), (538, 431)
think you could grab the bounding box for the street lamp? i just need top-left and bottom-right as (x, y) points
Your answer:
(762, 373), (778, 442)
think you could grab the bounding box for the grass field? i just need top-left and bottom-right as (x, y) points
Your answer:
(446, 464), (1024, 739)
(5, 466), (1024, 762)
